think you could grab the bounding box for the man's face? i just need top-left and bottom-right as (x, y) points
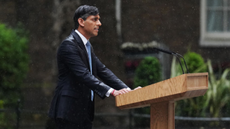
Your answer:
(82, 14), (102, 39)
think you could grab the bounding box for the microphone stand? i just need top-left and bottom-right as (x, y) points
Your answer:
(153, 47), (189, 74)
(174, 53), (189, 74)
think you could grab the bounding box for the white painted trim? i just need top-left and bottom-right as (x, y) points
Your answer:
(200, 0), (230, 47)
(200, 39), (230, 47)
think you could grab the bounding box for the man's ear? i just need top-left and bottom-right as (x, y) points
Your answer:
(78, 18), (85, 27)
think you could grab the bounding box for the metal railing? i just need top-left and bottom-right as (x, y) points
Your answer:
(1, 103), (230, 129)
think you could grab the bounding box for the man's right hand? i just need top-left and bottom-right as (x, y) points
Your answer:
(112, 88), (131, 96)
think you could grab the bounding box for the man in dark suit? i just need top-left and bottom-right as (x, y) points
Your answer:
(48, 5), (133, 129)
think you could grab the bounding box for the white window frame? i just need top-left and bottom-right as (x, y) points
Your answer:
(200, 0), (230, 47)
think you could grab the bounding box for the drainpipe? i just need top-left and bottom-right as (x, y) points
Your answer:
(115, 0), (122, 44)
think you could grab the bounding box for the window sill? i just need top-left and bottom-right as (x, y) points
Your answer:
(199, 39), (230, 47)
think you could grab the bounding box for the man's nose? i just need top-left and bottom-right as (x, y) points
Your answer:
(97, 20), (102, 26)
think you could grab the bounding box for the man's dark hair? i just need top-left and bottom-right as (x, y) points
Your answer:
(73, 5), (99, 29)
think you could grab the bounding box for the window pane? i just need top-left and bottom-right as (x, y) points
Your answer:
(207, 10), (223, 32)
(207, 0), (223, 7)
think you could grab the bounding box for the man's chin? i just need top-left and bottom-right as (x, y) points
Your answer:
(92, 33), (98, 37)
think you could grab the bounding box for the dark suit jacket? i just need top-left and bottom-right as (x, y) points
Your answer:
(48, 30), (129, 123)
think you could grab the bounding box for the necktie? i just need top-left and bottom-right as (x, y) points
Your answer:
(86, 41), (94, 101)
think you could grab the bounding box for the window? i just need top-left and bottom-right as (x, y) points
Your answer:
(200, 0), (230, 46)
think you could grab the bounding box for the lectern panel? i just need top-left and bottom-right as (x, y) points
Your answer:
(116, 73), (208, 110)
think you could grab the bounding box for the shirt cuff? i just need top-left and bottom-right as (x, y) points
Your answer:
(105, 88), (114, 97)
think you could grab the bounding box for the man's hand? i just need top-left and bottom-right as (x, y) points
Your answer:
(111, 88), (131, 96)
(133, 86), (142, 90)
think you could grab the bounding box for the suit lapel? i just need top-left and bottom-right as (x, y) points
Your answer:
(71, 30), (91, 70)
(71, 30), (97, 75)
(71, 30), (87, 53)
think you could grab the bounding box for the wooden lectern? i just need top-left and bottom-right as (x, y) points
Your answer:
(115, 73), (209, 129)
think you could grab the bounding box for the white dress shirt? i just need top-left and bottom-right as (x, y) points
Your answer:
(75, 30), (113, 97)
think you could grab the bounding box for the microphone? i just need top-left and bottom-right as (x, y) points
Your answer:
(153, 47), (189, 74)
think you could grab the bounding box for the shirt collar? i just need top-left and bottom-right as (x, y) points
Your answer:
(75, 29), (88, 46)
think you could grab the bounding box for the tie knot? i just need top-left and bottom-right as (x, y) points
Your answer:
(86, 41), (90, 47)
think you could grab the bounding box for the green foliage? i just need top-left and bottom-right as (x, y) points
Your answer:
(171, 51), (207, 78)
(134, 56), (161, 87)
(183, 52), (207, 73)
(203, 60), (230, 117)
(175, 93), (207, 117)
(0, 23), (29, 107)
(0, 100), (4, 109)
(133, 56), (161, 127)
(172, 51), (230, 119)
(171, 51), (208, 117)
(0, 22), (29, 129)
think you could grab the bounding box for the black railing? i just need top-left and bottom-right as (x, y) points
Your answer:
(1, 102), (230, 129)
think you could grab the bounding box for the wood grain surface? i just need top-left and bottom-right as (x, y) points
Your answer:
(115, 73), (208, 110)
